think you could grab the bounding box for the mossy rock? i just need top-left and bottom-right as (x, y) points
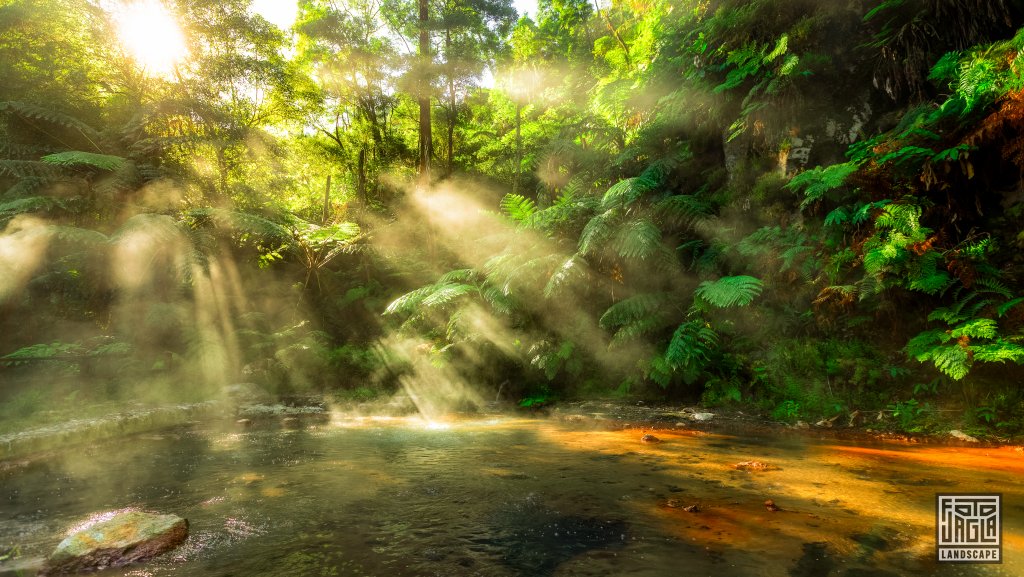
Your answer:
(43, 511), (188, 575)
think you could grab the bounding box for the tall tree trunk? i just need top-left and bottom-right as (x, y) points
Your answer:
(323, 174), (331, 223)
(417, 0), (432, 184)
(445, 27), (455, 176)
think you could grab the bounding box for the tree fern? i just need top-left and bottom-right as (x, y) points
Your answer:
(694, 275), (763, 308)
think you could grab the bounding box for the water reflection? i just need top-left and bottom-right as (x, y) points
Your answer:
(0, 417), (1020, 577)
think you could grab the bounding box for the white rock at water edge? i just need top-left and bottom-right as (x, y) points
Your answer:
(949, 429), (980, 443)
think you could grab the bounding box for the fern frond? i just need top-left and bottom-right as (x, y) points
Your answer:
(0, 196), (66, 217)
(601, 175), (658, 209)
(0, 101), (103, 144)
(813, 285), (858, 306)
(974, 276), (1013, 299)
(997, 296), (1024, 317)
(41, 151), (126, 171)
(665, 320), (718, 367)
(0, 159), (64, 178)
(949, 318), (997, 340)
(385, 285), (436, 315)
(972, 340), (1024, 364)
(908, 252), (954, 295)
(788, 162), (858, 209)
(2, 177), (49, 199)
(613, 218), (663, 261)
(184, 208), (291, 242)
(654, 194), (710, 227)
(438, 268), (477, 284)
(610, 316), (666, 344)
(695, 276), (763, 308)
(824, 206), (849, 227)
(578, 209), (617, 256)
(420, 282), (477, 308)
(930, 344), (972, 380)
(500, 193), (537, 224)
(544, 255), (585, 298)
(481, 285), (516, 316)
(599, 292), (670, 330)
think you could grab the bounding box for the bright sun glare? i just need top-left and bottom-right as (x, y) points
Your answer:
(114, 0), (188, 77)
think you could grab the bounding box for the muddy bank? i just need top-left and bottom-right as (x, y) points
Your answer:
(545, 400), (1022, 449)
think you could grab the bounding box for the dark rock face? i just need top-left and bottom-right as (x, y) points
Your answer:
(42, 511), (188, 575)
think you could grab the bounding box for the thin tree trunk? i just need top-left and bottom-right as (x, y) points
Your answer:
(323, 174), (331, 223)
(417, 0), (432, 184)
(593, 1), (631, 69)
(445, 27), (455, 176)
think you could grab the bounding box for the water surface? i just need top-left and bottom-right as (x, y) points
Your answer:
(1, 415), (1021, 576)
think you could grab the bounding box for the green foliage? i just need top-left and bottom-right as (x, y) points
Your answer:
(500, 193), (538, 223)
(694, 276), (763, 308)
(771, 399), (801, 422)
(40, 151), (126, 171)
(788, 162), (859, 209)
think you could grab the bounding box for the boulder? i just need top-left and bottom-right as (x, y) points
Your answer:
(43, 511), (188, 575)
(949, 429), (980, 443)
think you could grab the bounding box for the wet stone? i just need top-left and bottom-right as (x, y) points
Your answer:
(42, 511), (188, 575)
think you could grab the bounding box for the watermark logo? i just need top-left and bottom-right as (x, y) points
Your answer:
(936, 493), (1001, 563)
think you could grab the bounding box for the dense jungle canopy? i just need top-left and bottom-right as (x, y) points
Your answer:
(3, 0), (1024, 436)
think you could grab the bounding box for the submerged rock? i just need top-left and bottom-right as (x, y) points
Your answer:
(640, 434), (661, 444)
(43, 511), (188, 575)
(733, 460), (778, 472)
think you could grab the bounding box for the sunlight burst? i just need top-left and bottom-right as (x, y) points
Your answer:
(114, 0), (188, 77)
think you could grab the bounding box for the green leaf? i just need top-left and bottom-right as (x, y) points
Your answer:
(613, 218), (663, 261)
(41, 151), (126, 171)
(599, 292), (670, 330)
(695, 276), (763, 308)
(788, 162), (859, 209)
(500, 194), (537, 223)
